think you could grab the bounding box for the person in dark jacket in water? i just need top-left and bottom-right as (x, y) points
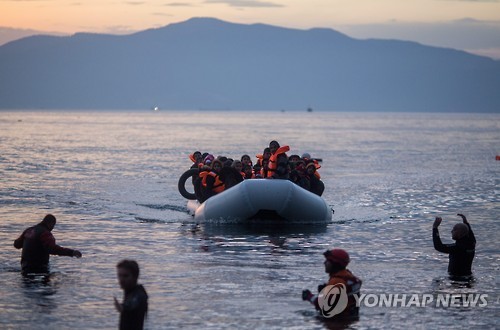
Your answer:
(433, 214), (476, 278)
(114, 260), (148, 330)
(13, 214), (82, 274)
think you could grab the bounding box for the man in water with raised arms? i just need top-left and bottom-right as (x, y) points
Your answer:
(13, 214), (82, 274)
(433, 213), (476, 278)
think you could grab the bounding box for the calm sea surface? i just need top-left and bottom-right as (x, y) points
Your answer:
(0, 111), (498, 329)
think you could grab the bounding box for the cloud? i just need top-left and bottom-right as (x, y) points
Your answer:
(164, 2), (195, 6)
(124, 1), (145, 5)
(101, 25), (137, 34)
(204, 0), (284, 8)
(440, 0), (498, 2)
(152, 12), (173, 16)
(337, 18), (500, 59)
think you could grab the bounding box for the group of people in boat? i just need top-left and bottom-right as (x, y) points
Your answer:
(188, 140), (325, 203)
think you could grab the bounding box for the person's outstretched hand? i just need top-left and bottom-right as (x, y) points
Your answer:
(457, 214), (468, 224)
(433, 217), (442, 228)
(73, 250), (82, 258)
(302, 289), (313, 301)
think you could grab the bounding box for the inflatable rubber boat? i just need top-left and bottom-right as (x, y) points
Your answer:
(186, 179), (333, 224)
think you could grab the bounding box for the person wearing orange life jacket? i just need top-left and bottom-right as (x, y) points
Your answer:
(242, 164), (255, 179)
(267, 141), (290, 178)
(189, 151), (203, 167)
(255, 148), (271, 167)
(199, 159), (225, 202)
(304, 161), (325, 196)
(302, 249), (362, 320)
(302, 152), (322, 178)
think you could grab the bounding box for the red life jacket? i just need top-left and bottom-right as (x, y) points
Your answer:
(199, 171), (225, 193)
(267, 146), (290, 178)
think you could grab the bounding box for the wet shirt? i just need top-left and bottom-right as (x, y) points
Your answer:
(433, 223), (476, 276)
(14, 223), (74, 273)
(120, 285), (148, 330)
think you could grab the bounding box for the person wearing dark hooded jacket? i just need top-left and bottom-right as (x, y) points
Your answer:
(13, 214), (82, 274)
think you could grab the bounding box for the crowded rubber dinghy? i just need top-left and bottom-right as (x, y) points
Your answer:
(178, 140), (325, 203)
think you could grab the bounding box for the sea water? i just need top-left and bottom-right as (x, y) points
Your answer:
(0, 110), (498, 329)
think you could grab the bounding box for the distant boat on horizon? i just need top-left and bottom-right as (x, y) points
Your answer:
(307, 107), (313, 112)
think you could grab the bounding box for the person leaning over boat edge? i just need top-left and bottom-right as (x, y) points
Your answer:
(433, 214), (476, 279)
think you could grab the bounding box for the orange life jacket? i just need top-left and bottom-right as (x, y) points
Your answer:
(199, 171), (225, 193)
(267, 146), (290, 178)
(325, 269), (362, 319)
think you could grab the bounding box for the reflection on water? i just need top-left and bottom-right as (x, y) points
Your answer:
(0, 111), (499, 329)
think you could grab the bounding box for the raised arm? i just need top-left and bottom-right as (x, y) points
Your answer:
(458, 214), (476, 243)
(433, 217), (457, 254)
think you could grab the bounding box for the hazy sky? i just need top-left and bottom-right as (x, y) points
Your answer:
(1, 0), (500, 57)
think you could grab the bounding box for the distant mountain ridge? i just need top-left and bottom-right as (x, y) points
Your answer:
(1, 17), (499, 112)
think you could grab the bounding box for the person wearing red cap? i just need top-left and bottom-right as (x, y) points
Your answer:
(302, 249), (362, 320)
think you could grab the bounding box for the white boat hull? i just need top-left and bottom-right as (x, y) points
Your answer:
(193, 179), (332, 224)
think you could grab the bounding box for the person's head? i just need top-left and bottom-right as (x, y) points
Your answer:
(323, 249), (350, 274)
(232, 160), (243, 172)
(241, 155), (251, 165)
(269, 141), (280, 154)
(253, 163), (261, 172)
(302, 153), (311, 160)
(263, 148), (271, 160)
(218, 156), (228, 164)
(204, 154), (215, 165)
(243, 165), (253, 177)
(41, 214), (57, 231)
(117, 259), (140, 291)
(306, 162), (316, 175)
(211, 159), (223, 172)
(451, 223), (469, 240)
(193, 151), (202, 163)
(289, 155), (301, 163)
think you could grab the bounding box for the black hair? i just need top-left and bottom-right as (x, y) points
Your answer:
(269, 140), (280, 148)
(117, 259), (140, 279)
(42, 214), (56, 225)
(263, 148), (271, 153)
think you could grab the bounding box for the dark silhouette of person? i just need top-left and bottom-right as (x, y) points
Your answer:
(114, 260), (148, 330)
(433, 214), (476, 278)
(13, 214), (82, 274)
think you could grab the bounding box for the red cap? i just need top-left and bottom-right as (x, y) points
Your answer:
(324, 249), (350, 267)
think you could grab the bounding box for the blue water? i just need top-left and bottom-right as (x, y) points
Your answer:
(0, 111), (499, 329)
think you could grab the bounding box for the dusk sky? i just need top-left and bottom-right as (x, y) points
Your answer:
(1, 0), (500, 58)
